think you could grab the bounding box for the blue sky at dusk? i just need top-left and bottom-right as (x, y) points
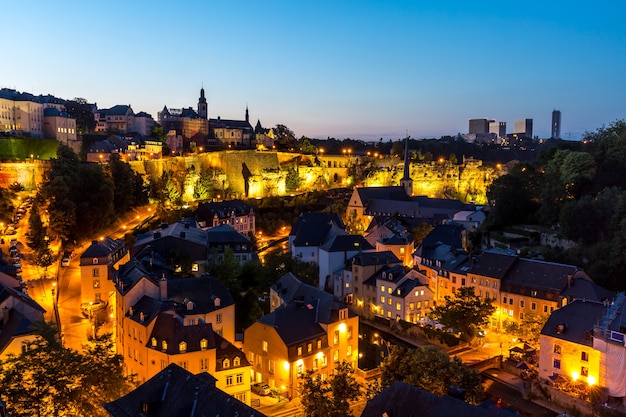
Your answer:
(2, 1), (625, 141)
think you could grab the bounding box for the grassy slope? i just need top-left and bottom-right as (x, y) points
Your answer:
(0, 137), (59, 160)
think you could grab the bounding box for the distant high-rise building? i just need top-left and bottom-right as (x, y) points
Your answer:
(468, 118), (493, 134)
(489, 121), (506, 138)
(551, 110), (561, 139)
(514, 118), (533, 139)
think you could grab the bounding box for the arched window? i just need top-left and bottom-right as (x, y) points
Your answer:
(179, 341), (187, 353)
(223, 358), (230, 369)
(161, 340), (168, 351)
(151, 337), (157, 348)
(200, 338), (208, 351)
(233, 357), (240, 367)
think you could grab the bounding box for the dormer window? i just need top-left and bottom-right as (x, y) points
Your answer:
(179, 341), (187, 353)
(92, 258), (98, 265)
(200, 338), (208, 351)
(186, 300), (194, 311)
(223, 358), (230, 369)
(233, 357), (240, 367)
(139, 312), (145, 322)
(214, 297), (220, 307)
(151, 337), (157, 348)
(161, 340), (168, 351)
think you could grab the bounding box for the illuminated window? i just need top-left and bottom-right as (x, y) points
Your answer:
(396, 302), (401, 311)
(348, 326), (353, 340)
(317, 339), (322, 349)
(161, 340), (168, 351)
(234, 357), (240, 367)
(151, 337), (157, 347)
(200, 339), (208, 350)
(333, 350), (339, 362)
(263, 340), (268, 352)
(223, 358), (230, 369)
(307, 342), (312, 353)
(554, 344), (561, 354)
(347, 345), (352, 357)
(334, 331), (339, 345)
(298, 346), (303, 356)
(179, 341), (187, 353)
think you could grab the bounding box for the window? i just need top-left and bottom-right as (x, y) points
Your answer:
(223, 358), (230, 369)
(509, 298), (513, 305)
(334, 331), (339, 345)
(531, 302), (537, 311)
(236, 373), (243, 384)
(396, 302), (401, 311)
(200, 358), (208, 371)
(200, 338), (208, 350)
(409, 302), (415, 310)
(333, 350), (339, 362)
(263, 340), (268, 352)
(322, 355), (328, 367)
(544, 305), (548, 313)
(216, 313), (222, 323)
(520, 312), (525, 320)
(297, 363), (304, 376)
(381, 285), (385, 292)
(581, 366), (588, 377)
(347, 345), (352, 357)
(93, 280), (100, 288)
(226, 375), (233, 386)
(553, 359), (561, 369)
(313, 358), (319, 371)
(234, 357), (240, 367)
(179, 361), (187, 370)
(554, 344), (561, 354)
(235, 392), (246, 403)
(380, 295), (385, 303)
(317, 339), (322, 349)
(269, 360), (275, 373)
(161, 341), (168, 351)
(297, 346), (303, 356)
(151, 337), (157, 348)
(348, 326), (353, 340)
(179, 341), (187, 353)
(92, 268), (99, 277)
(307, 342), (312, 353)
(387, 297), (392, 305)
(387, 288), (392, 294)
(520, 300), (525, 308)
(503, 296), (507, 304)
(581, 351), (589, 362)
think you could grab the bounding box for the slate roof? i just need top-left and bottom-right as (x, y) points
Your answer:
(206, 224), (251, 244)
(354, 186), (410, 204)
(209, 118), (253, 130)
(43, 107), (72, 118)
(352, 250), (401, 266)
(103, 363), (265, 417)
(557, 274), (613, 303)
(135, 220), (208, 248)
(99, 104), (133, 116)
(417, 224), (465, 260)
(503, 259), (579, 292)
(148, 312), (218, 354)
(80, 237), (125, 259)
(361, 381), (521, 417)
(257, 303), (327, 346)
(469, 251), (518, 279)
(290, 211), (346, 247)
(540, 299), (605, 347)
(320, 234), (373, 252)
(167, 275), (235, 313)
(194, 199), (253, 222)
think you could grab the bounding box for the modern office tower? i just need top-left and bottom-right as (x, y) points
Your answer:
(551, 110), (561, 139)
(514, 118), (533, 139)
(468, 118), (493, 134)
(489, 121), (506, 138)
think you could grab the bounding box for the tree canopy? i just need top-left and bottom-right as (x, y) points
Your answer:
(299, 360), (361, 417)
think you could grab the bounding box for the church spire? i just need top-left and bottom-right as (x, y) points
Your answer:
(245, 105), (249, 123)
(198, 86), (207, 119)
(400, 134), (413, 197)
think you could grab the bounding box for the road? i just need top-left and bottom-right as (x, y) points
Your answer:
(483, 374), (558, 417)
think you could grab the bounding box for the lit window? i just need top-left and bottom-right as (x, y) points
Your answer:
(262, 340), (268, 352)
(307, 343), (312, 353)
(334, 331), (339, 345)
(151, 337), (157, 347)
(317, 339), (322, 349)
(179, 342), (187, 353)
(298, 346), (303, 355)
(234, 357), (240, 367)
(200, 339), (208, 350)
(554, 344), (561, 354)
(162, 340), (168, 351)
(223, 359), (230, 368)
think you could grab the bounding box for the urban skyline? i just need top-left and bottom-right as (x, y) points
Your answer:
(3, 1), (625, 141)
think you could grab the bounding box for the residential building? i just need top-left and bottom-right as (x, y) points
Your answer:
(194, 199), (255, 235)
(551, 109), (561, 139)
(206, 224), (255, 264)
(289, 211), (346, 264)
(514, 118), (533, 139)
(374, 265), (433, 323)
(43, 107), (77, 143)
(158, 89), (209, 149)
(0, 89), (44, 137)
(244, 276), (358, 400)
(94, 105), (135, 133)
(0, 273), (46, 358)
(103, 363), (265, 416)
(254, 119), (275, 150)
(375, 233), (414, 267)
(351, 251), (402, 319)
(451, 210), (486, 232)
(133, 111), (156, 136)
(86, 134), (162, 162)
(362, 381), (520, 417)
(318, 234), (373, 291)
(79, 237), (129, 308)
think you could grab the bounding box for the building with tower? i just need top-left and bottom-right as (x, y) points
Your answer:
(551, 110), (561, 139)
(514, 118), (533, 139)
(489, 121), (506, 139)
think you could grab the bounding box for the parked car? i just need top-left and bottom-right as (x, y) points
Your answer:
(61, 257), (70, 267)
(251, 383), (271, 396)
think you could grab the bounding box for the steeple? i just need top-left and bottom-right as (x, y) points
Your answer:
(198, 87), (207, 119)
(245, 105), (249, 123)
(400, 135), (413, 197)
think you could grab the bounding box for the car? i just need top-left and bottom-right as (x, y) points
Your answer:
(61, 258), (70, 267)
(251, 383), (271, 396)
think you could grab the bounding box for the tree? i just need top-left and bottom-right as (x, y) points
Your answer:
(503, 312), (548, 344)
(380, 345), (484, 405)
(207, 246), (241, 294)
(26, 201), (47, 251)
(107, 154), (148, 214)
(0, 322), (133, 417)
(273, 124), (297, 151)
(429, 287), (495, 341)
(285, 166), (301, 191)
(299, 360), (361, 417)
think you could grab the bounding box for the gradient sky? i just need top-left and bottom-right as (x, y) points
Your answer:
(3, 1), (625, 141)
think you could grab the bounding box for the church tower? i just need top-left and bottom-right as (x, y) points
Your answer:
(400, 135), (413, 197)
(198, 87), (207, 119)
(245, 105), (249, 123)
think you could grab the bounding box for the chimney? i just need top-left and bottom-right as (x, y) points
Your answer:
(160, 274), (167, 301)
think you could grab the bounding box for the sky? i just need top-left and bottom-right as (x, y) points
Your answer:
(2, 1), (625, 141)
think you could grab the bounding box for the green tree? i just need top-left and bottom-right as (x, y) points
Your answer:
(273, 124), (297, 151)
(297, 137), (317, 155)
(26, 201), (47, 251)
(299, 361), (361, 417)
(0, 322), (133, 417)
(429, 287), (495, 341)
(107, 154), (148, 213)
(207, 246), (241, 294)
(285, 166), (302, 191)
(486, 163), (539, 229)
(503, 312), (548, 344)
(380, 345), (484, 405)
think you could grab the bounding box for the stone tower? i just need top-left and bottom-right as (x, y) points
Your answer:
(400, 135), (413, 197)
(198, 87), (208, 119)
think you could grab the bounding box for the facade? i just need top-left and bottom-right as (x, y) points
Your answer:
(489, 121), (506, 138)
(551, 109), (561, 139)
(206, 224), (255, 264)
(374, 265), (432, 323)
(375, 233), (414, 267)
(94, 105), (135, 133)
(318, 235), (373, 291)
(158, 90), (210, 149)
(244, 275), (358, 400)
(514, 118), (533, 139)
(194, 199), (255, 235)
(351, 251), (402, 319)
(468, 118), (492, 134)
(289, 211), (346, 264)
(254, 119), (275, 149)
(43, 107), (77, 142)
(133, 111), (156, 136)
(79, 237), (129, 307)
(0, 273), (46, 358)
(0, 89), (44, 137)
(210, 111), (254, 148)
(103, 363), (264, 416)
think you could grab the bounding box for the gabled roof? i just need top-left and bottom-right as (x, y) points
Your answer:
(291, 211), (346, 247)
(80, 237), (125, 259)
(206, 224), (251, 244)
(320, 234), (373, 252)
(209, 118), (253, 130)
(257, 303), (327, 346)
(194, 199), (253, 222)
(354, 186), (410, 204)
(135, 220), (208, 248)
(469, 251), (518, 279)
(167, 275), (235, 313)
(352, 250), (401, 267)
(100, 104), (133, 116)
(540, 299), (605, 346)
(362, 381), (520, 417)
(148, 312), (218, 354)
(417, 224), (465, 260)
(103, 364), (264, 417)
(503, 258), (579, 292)
(560, 274), (614, 303)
